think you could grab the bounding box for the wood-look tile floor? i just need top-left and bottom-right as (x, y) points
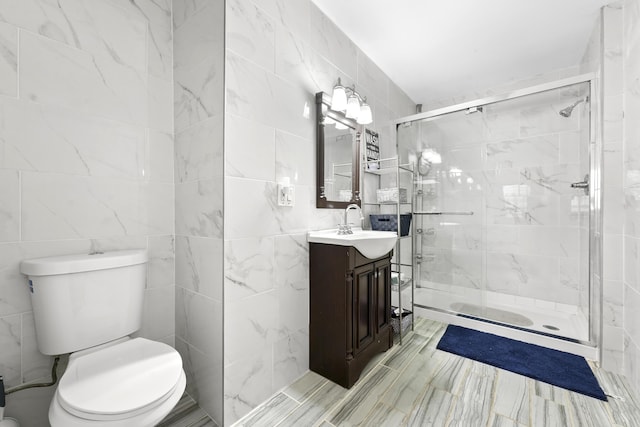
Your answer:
(158, 393), (216, 427)
(234, 317), (640, 427)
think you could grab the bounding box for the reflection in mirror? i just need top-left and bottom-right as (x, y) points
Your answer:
(316, 92), (361, 208)
(323, 124), (353, 202)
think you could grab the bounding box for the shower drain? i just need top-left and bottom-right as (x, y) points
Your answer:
(543, 324), (560, 331)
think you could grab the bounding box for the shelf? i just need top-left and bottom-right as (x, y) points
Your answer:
(363, 202), (412, 206)
(362, 155), (415, 345)
(391, 279), (412, 293)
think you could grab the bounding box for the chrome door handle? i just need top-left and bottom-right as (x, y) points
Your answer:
(570, 174), (589, 195)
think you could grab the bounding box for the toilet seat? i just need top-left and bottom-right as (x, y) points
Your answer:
(57, 337), (183, 421)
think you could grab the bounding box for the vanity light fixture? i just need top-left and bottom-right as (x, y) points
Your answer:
(330, 78), (373, 125)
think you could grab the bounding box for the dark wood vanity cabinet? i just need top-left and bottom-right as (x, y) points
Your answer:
(309, 243), (393, 388)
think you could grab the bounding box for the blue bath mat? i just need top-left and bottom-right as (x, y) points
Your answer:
(436, 325), (607, 401)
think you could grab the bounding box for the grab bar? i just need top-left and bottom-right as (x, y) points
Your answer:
(413, 211), (474, 216)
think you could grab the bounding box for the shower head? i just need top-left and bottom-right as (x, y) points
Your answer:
(559, 96), (589, 118)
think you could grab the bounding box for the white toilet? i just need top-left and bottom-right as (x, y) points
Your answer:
(20, 249), (186, 427)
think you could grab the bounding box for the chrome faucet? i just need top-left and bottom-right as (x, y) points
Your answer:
(339, 204), (364, 235)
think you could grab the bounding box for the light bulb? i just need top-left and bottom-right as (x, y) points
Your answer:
(345, 94), (360, 119)
(357, 103), (372, 124)
(331, 85), (347, 111)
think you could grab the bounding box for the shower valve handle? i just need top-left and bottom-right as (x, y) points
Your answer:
(570, 174), (589, 195)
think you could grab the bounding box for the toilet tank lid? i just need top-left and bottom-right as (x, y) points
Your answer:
(20, 249), (148, 276)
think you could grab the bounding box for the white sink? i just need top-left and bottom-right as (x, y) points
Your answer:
(307, 228), (397, 259)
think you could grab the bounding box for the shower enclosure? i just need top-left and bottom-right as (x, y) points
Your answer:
(395, 74), (601, 358)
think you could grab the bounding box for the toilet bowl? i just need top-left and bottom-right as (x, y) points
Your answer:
(49, 337), (185, 427)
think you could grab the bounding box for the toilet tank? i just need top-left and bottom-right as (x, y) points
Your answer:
(20, 250), (148, 355)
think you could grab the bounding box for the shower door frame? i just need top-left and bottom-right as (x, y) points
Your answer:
(394, 73), (602, 360)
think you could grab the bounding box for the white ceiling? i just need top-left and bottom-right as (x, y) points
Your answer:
(312, 0), (612, 105)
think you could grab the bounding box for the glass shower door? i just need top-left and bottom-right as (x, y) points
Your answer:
(398, 79), (593, 343)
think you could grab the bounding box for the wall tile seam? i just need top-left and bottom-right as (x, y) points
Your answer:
(15, 26), (150, 77)
(14, 171), (175, 186)
(0, 99), (166, 139)
(0, 97), (166, 140)
(225, 37), (357, 94)
(176, 283), (223, 303)
(175, 176), (225, 186)
(174, 113), (223, 136)
(174, 333), (214, 357)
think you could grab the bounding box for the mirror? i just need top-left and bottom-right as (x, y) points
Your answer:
(316, 92), (361, 208)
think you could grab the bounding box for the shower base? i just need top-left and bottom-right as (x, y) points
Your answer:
(413, 284), (590, 343)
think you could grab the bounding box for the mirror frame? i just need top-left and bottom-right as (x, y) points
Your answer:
(315, 92), (361, 209)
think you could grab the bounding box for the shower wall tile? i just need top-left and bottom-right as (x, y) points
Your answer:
(20, 31), (148, 126)
(175, 236), (223, 300)
(0, 22), (16, 97)
(604, 233), (623, 282)
(0, 170), (19, 242)
(227, 0), (275, 72)
(485, 135), (562, 170)
(604, 280), (624, 328)
(604, 94), (624, 144)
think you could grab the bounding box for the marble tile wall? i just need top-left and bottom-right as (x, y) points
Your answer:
(601, 2), (625, 374)
(623, 0), (640, 397)
(172, 0), (224, 426)
(223, 0), (414, 425)
(0, 1), (175, 426)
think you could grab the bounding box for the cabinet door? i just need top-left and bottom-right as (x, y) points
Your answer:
(352, 264), (375, 355)
(374, 259), (391, 333)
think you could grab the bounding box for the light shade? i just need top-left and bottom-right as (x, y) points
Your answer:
(345, 94), (360, 119)
(357, 103), (372, 124)
(331, 86), (347, 111)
